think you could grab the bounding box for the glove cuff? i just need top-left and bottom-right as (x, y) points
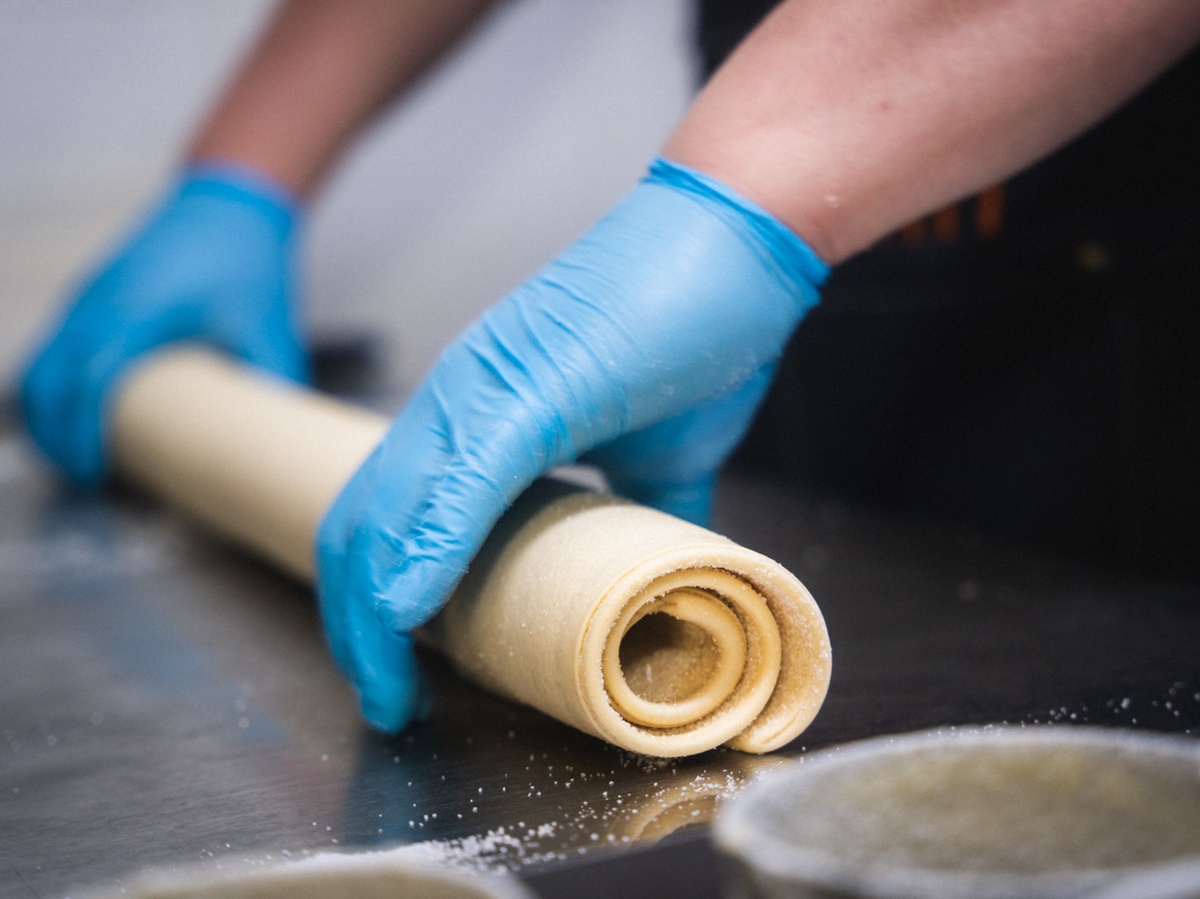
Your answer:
(647, 157), (829, 315)
(177, 160), (302, 240)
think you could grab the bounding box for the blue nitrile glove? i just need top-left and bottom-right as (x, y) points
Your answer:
(20, 163), (306, 486)
(316, 157), (828, 731)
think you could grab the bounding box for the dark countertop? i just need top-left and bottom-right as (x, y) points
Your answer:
(2, 422), (1198, 899)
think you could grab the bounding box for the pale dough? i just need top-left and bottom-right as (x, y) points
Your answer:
(112, 348), (832, 757)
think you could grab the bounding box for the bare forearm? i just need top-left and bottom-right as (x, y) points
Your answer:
(665, 0), (1200, 263)
(188, 0), (494, 196)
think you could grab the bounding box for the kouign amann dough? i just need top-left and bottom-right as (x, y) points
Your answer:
(112, 348), (831, 757)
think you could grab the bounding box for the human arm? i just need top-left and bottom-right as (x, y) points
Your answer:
(188, 0), (495, 197)
(21, 0), (494, 484)
(666, 0), (1200, 264)
(316, 0), (1200, 731)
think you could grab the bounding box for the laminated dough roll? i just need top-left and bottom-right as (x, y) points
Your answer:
(111, 347), (832, 757)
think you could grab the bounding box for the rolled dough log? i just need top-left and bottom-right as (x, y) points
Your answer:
(111, 347), (831, 756)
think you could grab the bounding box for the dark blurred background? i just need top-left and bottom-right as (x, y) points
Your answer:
(704, 2), (1200, 581)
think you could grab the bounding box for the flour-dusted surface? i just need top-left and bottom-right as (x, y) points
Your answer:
(4, 404), (1198, 898)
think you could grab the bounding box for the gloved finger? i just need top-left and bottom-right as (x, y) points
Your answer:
(342, 381), (524, 636)
(20, 305), (176, 485)
(317, 443), (434, 732)
(67, 306), (206, 484)
(211, 267), (308, 384)
(586, 363), (777, 525)
(350, 614), (430, 732)
(228, 323), (309, 385)
(20, 326), (90, 480)
(315, 459), (366, 682)
(19, 280), (109, 449)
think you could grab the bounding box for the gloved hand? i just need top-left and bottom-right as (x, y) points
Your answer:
(20, 164), (306, 486)
(316, 157), (828, 731)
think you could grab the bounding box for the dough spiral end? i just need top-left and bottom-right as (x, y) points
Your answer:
(435, 481), (832, 757)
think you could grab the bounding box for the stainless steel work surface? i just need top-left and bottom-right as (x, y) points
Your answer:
(2, 415), (1198, 898)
